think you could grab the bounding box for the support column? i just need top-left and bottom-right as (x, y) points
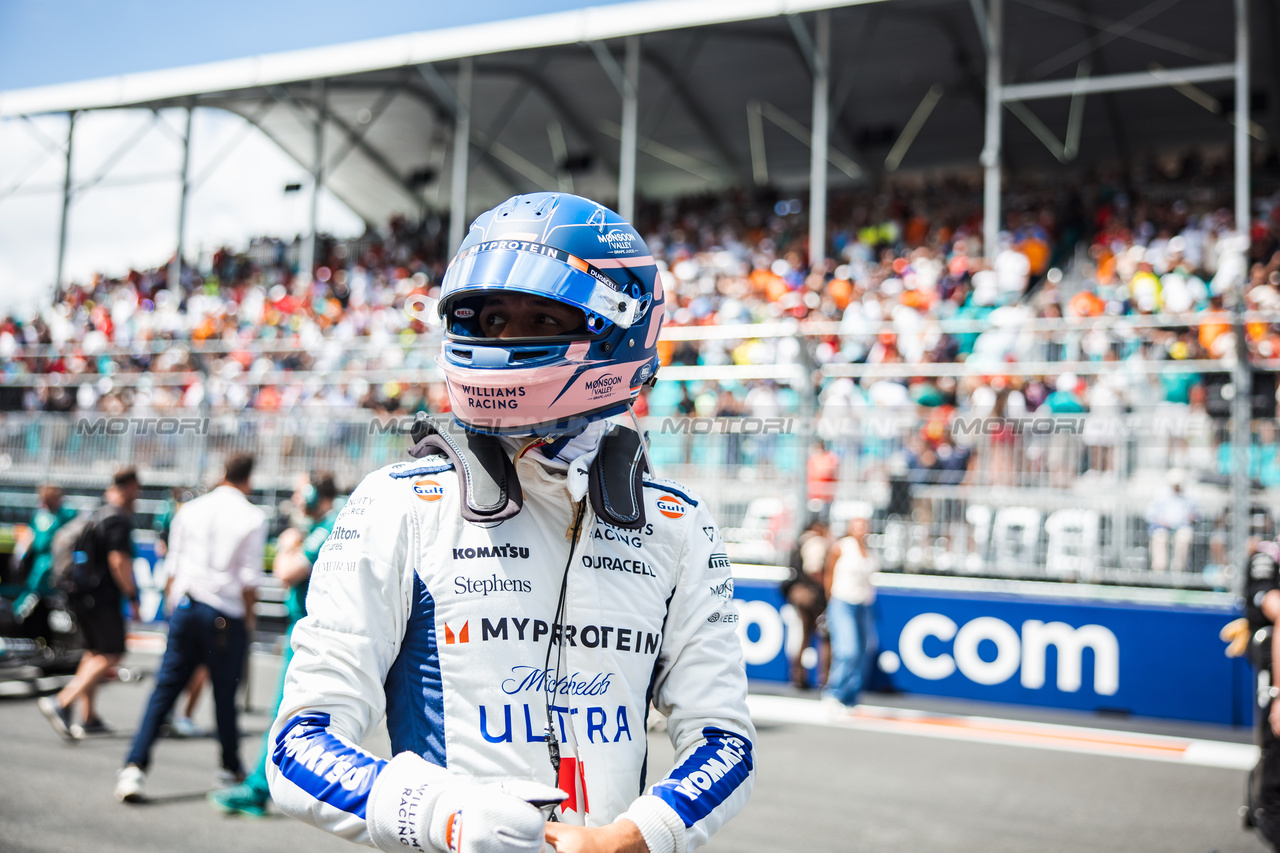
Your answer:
(1235, 0), (1251, 240)
(169, 104), (194, 291)
(1231, 0), (1252, 594)
(618, 36), (640, 221)
(449, 58), (473, 257)
(54, 111), (76, 291)
(982, 0), (1003, 261)
(301, 79), (327, 283)
(808, 11), (830, 267)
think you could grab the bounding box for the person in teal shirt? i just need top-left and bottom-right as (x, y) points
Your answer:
(1043, 373), (1088, 414)
(209, 473), (341, 817)
(16, 484), (79, 617)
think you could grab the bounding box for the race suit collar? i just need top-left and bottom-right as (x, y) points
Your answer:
(498, 422), (608, 506)
(498, 421), (606, 474)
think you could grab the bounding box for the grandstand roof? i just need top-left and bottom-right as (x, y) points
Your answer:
(0, 0), (1262, 226)
(0, 0), (874, 116)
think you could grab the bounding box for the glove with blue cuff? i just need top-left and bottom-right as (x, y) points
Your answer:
(367, 751), (566, 853)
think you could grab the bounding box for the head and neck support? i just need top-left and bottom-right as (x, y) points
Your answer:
(408, 413), (649, 530)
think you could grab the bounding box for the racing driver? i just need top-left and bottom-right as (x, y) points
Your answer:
(266, 192), (755, 853)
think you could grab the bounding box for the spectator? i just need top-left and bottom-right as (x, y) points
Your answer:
(932, 433), (972, 486)
(115, 454), (267, 803)
(1145, 468), (1199, 573)
(806, 439), (840, 509)
(675, 383), (697, 464)
(1044, 373), (1087, 414)
(716, 386), (743, 465)
(38, 468), (141, 740)
(4, 179), (1277, 429)
(782, 519), (830, 691)
(823, 516), (878, 707)
(932, 432), (973, 527)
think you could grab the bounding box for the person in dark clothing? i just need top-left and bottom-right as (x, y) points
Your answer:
(1245, 517), (1280, 850)
(38, 468), (141, 740)
(677, 384), (697, 465)
(782, 520), (830, 690)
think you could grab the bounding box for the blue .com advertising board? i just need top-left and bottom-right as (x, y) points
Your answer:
(730, 571), (1252, 727)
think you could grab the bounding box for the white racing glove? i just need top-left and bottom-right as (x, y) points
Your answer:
(367, 752), (566, 853)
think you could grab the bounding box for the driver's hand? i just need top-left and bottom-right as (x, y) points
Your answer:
(544, 821), (647, 853)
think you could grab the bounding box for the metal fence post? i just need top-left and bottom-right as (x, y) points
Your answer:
(795, 326), (818, 544)
(1114, 422), (1130, 574)
(981, 0), (1003, 261)
(1231, 0), (1252, 598)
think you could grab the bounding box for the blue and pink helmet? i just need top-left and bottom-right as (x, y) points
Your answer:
(437, 193), (664, 435)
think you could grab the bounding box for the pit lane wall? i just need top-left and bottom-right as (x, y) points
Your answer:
(731, 567), (1253, 727)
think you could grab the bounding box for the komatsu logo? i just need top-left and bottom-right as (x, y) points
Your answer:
(670, 736), (750, 801)
(453, 544), (531, 560)
(277, 724), (377, 793)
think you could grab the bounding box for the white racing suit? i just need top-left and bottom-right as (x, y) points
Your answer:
(265, 428), (755, 853)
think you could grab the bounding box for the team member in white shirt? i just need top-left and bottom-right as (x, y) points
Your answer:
(115, 454), (268, 802)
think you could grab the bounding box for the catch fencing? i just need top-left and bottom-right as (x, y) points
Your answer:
(0, 409), (1267, 592)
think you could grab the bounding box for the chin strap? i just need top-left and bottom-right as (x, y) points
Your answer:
(407, 413), (648, 530)
(626, 404), (655, 478)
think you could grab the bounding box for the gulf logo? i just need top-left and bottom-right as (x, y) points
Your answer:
(656, 495), (686, 519)
(414, 480), (446, 502)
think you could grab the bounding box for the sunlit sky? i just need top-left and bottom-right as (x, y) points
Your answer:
(0, 0), (636, 314)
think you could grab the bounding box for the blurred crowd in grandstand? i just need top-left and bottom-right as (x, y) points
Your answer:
(3, 175), (1280, 432)
(4, 173), (1280, 585)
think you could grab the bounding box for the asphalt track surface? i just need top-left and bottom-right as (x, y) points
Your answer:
(0, 648), (1269, 853)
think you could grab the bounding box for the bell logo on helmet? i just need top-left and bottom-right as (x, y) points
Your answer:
(657, 496), (686, 519)
(454, 307), (475, 319)
(414, 480), (446, 502)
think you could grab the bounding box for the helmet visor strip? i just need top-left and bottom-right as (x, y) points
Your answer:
(441, 240), (649, 335)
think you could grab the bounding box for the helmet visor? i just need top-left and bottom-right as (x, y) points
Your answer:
(440, 241), (649, 335)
